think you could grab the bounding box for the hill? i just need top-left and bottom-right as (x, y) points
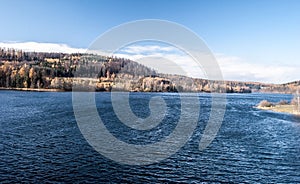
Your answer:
(0, 47), (298, 93)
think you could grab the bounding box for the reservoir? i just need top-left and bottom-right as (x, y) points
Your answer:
(1, 91), (299, 183)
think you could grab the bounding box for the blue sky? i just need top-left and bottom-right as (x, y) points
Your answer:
(0, 0), (299, 83)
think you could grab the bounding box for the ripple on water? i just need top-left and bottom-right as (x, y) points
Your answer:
(0, 91), (300, 183)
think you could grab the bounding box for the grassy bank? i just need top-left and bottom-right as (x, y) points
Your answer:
(257, 104), (300, 115)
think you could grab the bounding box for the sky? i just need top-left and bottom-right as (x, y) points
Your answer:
(0, 0), (299, 83)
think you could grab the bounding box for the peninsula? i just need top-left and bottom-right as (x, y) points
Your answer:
(257, 99), (300, 115)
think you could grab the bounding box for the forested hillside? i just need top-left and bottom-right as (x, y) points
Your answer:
(0, 48), (298, 93)
(0, 48), (156, 91)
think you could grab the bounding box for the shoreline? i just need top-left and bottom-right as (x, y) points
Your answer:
(0, 87), (65, 92)
(257, 105), (300, 116)
(0, 87), (297, 95)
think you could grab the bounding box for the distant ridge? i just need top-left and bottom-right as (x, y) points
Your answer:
(0, 47), (298, 93)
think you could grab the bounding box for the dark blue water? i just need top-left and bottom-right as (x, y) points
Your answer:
(1, 91), (300, 183)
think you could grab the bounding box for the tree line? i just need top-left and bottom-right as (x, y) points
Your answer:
(0, 48), (156, 89)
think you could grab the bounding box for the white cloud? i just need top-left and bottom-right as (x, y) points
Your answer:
(120, 45), (175, 54)
(116, 45), (300, 84)
(216, 54), (299, 84)
(115, 46), (207, 79)
(0, 41), (86, 53)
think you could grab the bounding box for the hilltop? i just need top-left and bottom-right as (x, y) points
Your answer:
(0, 48), (299, 93)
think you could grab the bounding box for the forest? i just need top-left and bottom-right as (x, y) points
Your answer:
(0, 48), (156, 91)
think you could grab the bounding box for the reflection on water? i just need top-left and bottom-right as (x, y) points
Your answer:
(0, 91), (299, 183)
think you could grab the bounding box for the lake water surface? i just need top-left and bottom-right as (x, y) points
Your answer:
(1, 91), (299, 183)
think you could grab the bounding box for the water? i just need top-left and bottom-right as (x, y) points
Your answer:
(1, 91), (300, 183)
